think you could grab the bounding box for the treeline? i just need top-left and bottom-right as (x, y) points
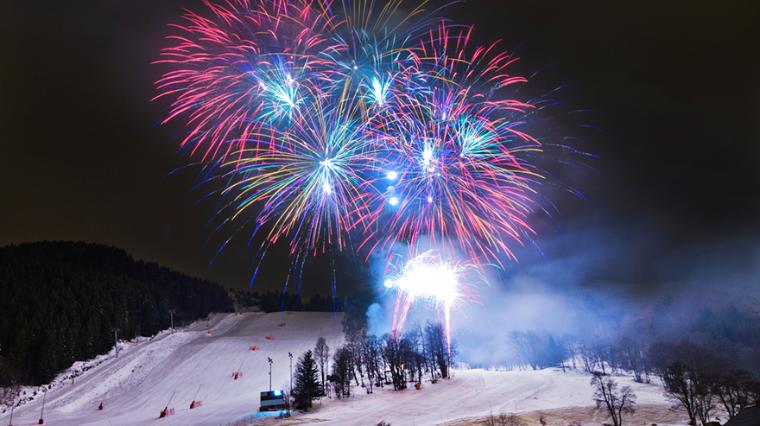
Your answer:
(584, 339), (760, 426)
(507, 331), (760, 424)
(230, 289), (341, 312)
(649, 341), (760, 425)
(0, 241), (233, 386)
(330, 317), (453, 399)
(290, 317), (453, 410)
(507, 301), (760, 376)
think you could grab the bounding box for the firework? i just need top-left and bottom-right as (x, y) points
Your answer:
(155, 2), (554, 342)
(217, 85), (378, 257)
(153, 0), (342, 162)
(361, 24), (542, 268)
(384, 250), (476, 354)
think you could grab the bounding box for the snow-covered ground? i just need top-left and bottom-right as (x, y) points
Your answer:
(298, 369), (682, 426)
(2, 312), (344, 426)
(2, 312), (684, 425)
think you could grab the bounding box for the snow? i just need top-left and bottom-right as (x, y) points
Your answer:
(1, 312), (680, 425)
(2, 312), (344, 426)
(298, 368), (673, 426)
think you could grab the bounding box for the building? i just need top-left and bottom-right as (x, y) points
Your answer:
(259, 390), (288, 411)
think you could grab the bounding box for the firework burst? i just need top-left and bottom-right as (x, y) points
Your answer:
(218, 85), (377, 257)
(153, 0), (342, 162)
(361, 24), (543, 267)
(155, 1), (564, 341)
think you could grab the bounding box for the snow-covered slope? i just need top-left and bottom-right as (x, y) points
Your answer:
(2, 312), (344, 426)
(300, 368), (678, 426)
(2, 312), (680, 425)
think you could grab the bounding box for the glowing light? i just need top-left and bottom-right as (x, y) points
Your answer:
(422, 146), (434, 164)
(155, 1), (550, 293)
(370, 76), (390, 106)
(359, 23), (541, 268)
(392, 252), (460, 307)
(387, 251), (474, 356)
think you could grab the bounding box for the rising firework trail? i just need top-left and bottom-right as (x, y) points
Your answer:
(154, 0), (557, 344)
(383, 250), (476, 355)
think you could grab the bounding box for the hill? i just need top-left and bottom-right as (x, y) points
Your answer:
(0, 241), (233, 386)
(0, 312), (682, 426)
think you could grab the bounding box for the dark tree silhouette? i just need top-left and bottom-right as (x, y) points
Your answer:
(0, 241), (233, 385)
(590, 373), (636, 426)
(314, 337), (330, 395)
(292, 350), (321, 410)
(329, 347), (352, 398)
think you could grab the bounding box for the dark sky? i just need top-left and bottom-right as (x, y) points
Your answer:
(3, 1), (759, 294)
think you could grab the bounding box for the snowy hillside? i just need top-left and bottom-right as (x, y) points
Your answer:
(2, 312), (344, 426)
(2, 312), (684, 425)
(298, 368), (683, 426)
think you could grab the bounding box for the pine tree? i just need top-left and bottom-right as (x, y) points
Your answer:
(293, 350), (321, 409)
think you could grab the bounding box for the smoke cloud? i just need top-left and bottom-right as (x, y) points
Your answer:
(366, 222), (760, 368)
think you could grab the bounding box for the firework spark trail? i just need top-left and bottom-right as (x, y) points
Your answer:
(217, 85), (379, 256)
(153, 0), (343, 162)
(384, 250), (475, 354)
(155, 1), (556, 342)
(360, 23), (542, 269)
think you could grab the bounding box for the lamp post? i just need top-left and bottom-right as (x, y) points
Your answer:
(267, 357), (273, 391)
(169, 309), (176, 333)
(8, 400), (17, 426)
(112, 328), (120, 358)
(38, 389), (47, 425)
(288, 352), (293, 398)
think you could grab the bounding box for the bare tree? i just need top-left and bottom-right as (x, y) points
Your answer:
(425, 322), (449, 378)
(330, 346), (352, 398)
(487, 413), (527, 426)
(382, 334), (407, 390)
(617, 337), (649, 383)
(590, 373), (637, 426)
(314, 337), (330, 395)
(713, 370), (754, 419)
(661, 361), (699, 425)
(0, 383), (20, 409)
(693, 374), (717, 426)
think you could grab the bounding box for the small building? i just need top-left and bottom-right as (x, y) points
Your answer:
(259, 390), (288, 411)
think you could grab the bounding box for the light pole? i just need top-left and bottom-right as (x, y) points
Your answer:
(288, 352), (293, 398)
(38, 389), (47, 425)
(112, 328), (120, 358)
(8, 400), (17, 426)
(267, 357), (273, 391)
(169, 309), (176, 333)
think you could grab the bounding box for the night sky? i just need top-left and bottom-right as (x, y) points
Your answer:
(3, 1), (759, 294)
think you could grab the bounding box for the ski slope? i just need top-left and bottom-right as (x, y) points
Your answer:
(2, 312), (344, 426)
(2, 312), (680, 425)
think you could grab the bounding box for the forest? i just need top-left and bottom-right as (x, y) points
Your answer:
(0, 241), (233, 386)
